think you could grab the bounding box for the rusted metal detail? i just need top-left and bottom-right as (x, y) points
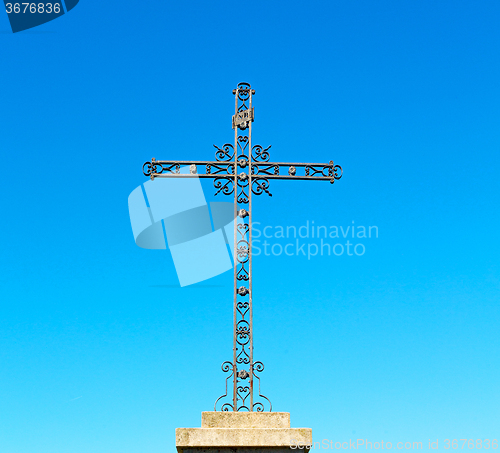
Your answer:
(237, 286), (249, 296)
(141, 82), (343, 413)
(232, 107), (254, 130)
(238, 369), (250, 379)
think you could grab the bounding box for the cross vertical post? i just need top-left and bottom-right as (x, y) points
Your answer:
(231, 83), (256, 412)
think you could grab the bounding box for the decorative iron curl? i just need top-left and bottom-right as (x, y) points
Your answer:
(236, 244), (249, 264)
(251, 144), (271, 162)
(304, 162), (342, 180)
(235, 82), (252, 101)
(325, 161), (343, 183)
(236, 385), (250, 411)
(142, 161), (157, 178)
(213, 177), (234, 196)
(236, 136), (249, 161)
(235, 320), (250, 338)
(252, 361), (272, 412)
(237, 223), (250, 238)
(333, 164), (343, 180)
(214, 361), (235, 411)
(236, 303), (249, 317)
(237, 193), (249, 204)
(236, 301), (249, 317)
(252, 164), (279, 176)
(237, 179), (249, 204)
(235, 329), (249, 341)
(237, 266), (249, 282)
(252, 178), (273, 197)
(253, 361), (265, 373)
(207, 162), (235, 176)
(236, 346), (250, 364)
(253, 402), (265, 412)
(305, 164), (336, 178)
(143, 159), (181, 179)
(214, 144), (235, 162)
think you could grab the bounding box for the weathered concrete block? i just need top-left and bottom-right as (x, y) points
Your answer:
(176, 427), (311, 447)
(181, 449), (305, 453)
(176, 412), (312, 453)
(201, 412), (290, 429)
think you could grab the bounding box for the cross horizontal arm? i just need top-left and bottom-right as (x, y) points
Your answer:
(252, 160), (343, 183)
(143, 158), (234, 180)
(143, 158), (343, 184)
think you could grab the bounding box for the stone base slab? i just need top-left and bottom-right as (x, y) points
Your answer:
(176, 427), (311, 447)
(181, 448), (305, 453)
(176, 412), (312, 453)
(202, 412), (290, 429)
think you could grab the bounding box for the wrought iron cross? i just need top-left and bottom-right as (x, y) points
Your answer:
(142, 82), (343, 412)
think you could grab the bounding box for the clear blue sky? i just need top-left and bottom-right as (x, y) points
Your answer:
(1, 1), (499, 452)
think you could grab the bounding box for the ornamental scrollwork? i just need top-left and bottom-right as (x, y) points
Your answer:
(252, 361), (272, 412)
(252, 163), (279, 176)
(252, 178), (272, 197)
(237, 178), (249, 204)
(236, 385), (250, 411)
(251, 144), (271, 162)
(143, 159), (180, 179)
(237, 136), (249, 159)
(214, 143), (235, 162)
(235, 82), (252, 102)
(331, 163), (343, 182)
(213, 177), (234, 196)
(305, 162), (343, 180)
(207, 162), (235, 176)
(214, 361), (235, 412)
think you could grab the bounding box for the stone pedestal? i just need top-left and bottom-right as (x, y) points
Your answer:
(176, 412), (312, 453)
